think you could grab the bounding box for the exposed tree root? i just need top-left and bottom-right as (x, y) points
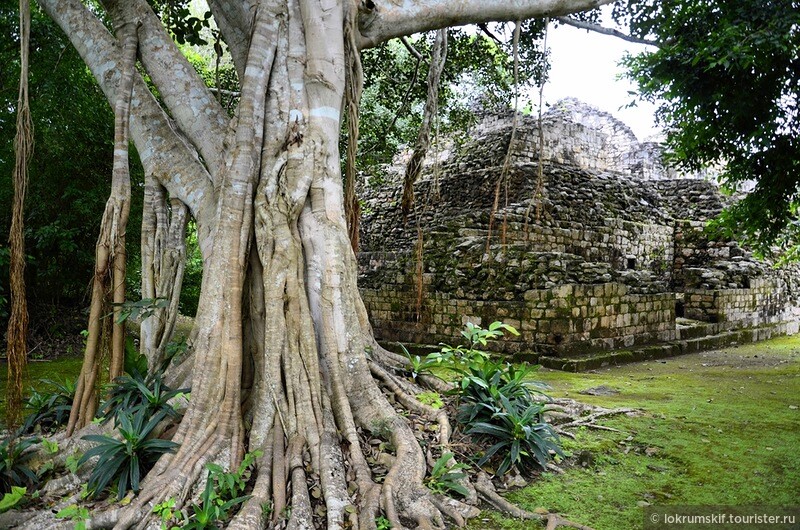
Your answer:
(547, 401), (638, 432)
(12, 360), (636, 530)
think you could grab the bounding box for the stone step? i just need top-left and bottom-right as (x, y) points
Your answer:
(537, 322), (791, 372)
(379, 321), (797, 373)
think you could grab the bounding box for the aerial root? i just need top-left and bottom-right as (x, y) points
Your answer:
(287, 435), (313, 530)
(270, 418), (287, 524)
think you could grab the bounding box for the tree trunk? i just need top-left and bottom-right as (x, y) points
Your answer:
(139, 177), (188, 371)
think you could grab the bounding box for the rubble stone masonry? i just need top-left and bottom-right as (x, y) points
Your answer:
(357, 99), (800, 358)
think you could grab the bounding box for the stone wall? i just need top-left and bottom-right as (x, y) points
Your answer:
(362, 281), (676, 356)
(358, 100), (800, 359)
(683, 279), (800, 325)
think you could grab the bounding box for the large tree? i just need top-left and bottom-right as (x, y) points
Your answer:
(33, 0), (610, 528)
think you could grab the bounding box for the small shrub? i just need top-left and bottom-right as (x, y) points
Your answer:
(468, 396), (562, 475)
(0, 437), (39, 493)
(206, 450), (261, 500)
(97, 369), (188, 426)
(21, 378), (76, 434)
(455, 359), (546, 426)
(182, 476), (248, 529)
(55, 504), (90, 530)
(80, 408), (178, 499)
(179, 451), (260, 529)
(421, 321), (561, 477)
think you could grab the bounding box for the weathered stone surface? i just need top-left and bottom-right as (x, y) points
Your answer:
(357, 99), (800, 358)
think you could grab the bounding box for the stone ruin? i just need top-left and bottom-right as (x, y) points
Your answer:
(357, 98), (800, 370)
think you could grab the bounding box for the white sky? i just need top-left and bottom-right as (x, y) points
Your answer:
(538, 21), (662, 140)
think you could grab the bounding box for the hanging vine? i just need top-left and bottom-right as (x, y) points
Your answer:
(5, 0), (34, 429)
(343, 0), (363, 253)
(400, 29), (448, 220)
(485, 21), (522, 257)
(525, 17), (550, 231)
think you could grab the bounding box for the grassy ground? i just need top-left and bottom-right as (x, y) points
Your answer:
(470, 336), (800, 529)
(2, 336), (798, 529)
(0, 356), (84, 429)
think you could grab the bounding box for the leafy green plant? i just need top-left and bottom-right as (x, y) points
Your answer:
(0, 437), (39, 493)
(164, 336), (189, 363)
(124, 338), (149, 378)
(97, 369), (188, 426)
(111, 297), (168, 324)
(454, 359), (546, 426)
(376, 515), (392, 530)
(462, 321), (520, 349)
(181, 477), (247, 529)
(41, 439), (59, 455)
(416, 391), (444, 410)
(468, 396), (562, 475)
(423, 322), (560, 476)
(180, 451), (260, 529)
(55, 504), (90, 530)
(400, 344), (446, 381)
(153, 497), (180, 530)
(426, 453), (469, 497)
(65, 453), (81, 474)
(0, 486), (26, 513)
(21, 378), (76, 434)
(206, 450), (261, 500)
(80, 409), (178, 500)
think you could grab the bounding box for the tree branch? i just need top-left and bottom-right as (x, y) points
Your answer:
(386, 37), (422, 132)
(478, 23), (504, 46)
(554, 16), (661, 47)
(207, 0), (254, 80)
(104, 0), (231, 181)
(357, 0), (614, 48)
(38, 0), (217, 227)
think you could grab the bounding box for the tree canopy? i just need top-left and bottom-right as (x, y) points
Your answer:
(618, 0), (800, 256)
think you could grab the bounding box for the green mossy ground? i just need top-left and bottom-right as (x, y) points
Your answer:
(470, 336), (800, 529)
(0, 356), (84, 429)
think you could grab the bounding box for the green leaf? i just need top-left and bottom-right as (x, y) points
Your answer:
(0, 487), (26, 513)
